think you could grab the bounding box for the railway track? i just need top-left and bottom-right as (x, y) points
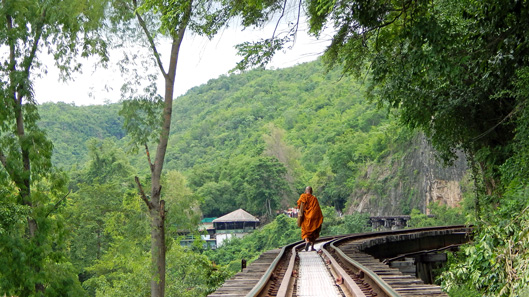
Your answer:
(208, 225), (472, 297)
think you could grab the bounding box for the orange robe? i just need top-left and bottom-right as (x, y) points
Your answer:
(297, 193), (323, 241)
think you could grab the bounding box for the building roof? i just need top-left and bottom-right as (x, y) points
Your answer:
(212, 209), (259, 223)
(201, 217), (217, 223)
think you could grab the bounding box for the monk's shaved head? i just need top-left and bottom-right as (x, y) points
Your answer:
(305, 186), (313, 194)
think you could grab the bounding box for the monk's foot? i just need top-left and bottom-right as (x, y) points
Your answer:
(304, 242), (309, 251)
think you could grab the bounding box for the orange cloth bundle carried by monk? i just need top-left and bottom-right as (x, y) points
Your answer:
(297, 193), (323, 241)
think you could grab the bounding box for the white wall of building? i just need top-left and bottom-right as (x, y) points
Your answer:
(215, 232), (249, 247)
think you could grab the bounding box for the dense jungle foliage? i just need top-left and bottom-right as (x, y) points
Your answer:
(236, 0), (529, 294)
(3, 0), (529, 295)
(39, 61), (413, 218)
(33, 60), (460, 296)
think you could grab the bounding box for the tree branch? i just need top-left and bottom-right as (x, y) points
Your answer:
(471, 102), (525, 142)
(293, 0), (302, 42)
(149, 1), (192, 181)
(135, 176), (153, 209)
(6, 14), (18, 103)
(145, 143), (154, 173)
(362, 8), (406, 38)
(272, 0), (288, 40)
(166, 0), (192, 83)
(277, 0), (302, 44)
(132, 0), (167, 78)
(23, 8), (46, 76)
(45, 190), (71, 218)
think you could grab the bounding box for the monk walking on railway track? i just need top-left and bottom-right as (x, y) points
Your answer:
(297, 186), (323, 251)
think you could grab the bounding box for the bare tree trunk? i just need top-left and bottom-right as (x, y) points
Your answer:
(133, 2), (191, 294)
(150, 203), (166, 296)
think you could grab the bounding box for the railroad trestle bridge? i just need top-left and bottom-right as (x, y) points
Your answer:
(209, 225), (472, 297)
(368, 215), (413, 230)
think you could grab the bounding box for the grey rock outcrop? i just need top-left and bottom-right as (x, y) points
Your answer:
(346, 134), (467, 216)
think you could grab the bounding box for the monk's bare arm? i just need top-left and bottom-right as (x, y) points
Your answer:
(297, 202), (304, 227)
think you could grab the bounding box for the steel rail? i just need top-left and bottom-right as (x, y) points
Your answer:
(329, 240), (400, 297)
(275, 237), (366, 297)
(245, 240), (303, 297)
(327, 225), (471, 297)
(275, 242), (305, 296)
(244, 225), (471, 297)
(320, 241), (368, 297)
(245, 235), (343, 297)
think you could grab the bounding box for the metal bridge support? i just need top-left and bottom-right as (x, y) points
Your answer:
(416, 253), (448, 284)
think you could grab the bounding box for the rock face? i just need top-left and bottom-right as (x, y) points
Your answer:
(346, 134), (468, 216)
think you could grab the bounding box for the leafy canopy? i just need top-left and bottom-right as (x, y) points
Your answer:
(0, 0), (107, 295)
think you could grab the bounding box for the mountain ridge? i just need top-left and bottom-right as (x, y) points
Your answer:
(38, 60), (468, 216)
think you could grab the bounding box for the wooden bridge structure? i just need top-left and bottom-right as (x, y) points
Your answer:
(208, 225), (472, 297)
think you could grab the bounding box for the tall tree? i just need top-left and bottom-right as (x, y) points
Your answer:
(112, 0), (277, 295)
(0, 0), (106, 295)
(114, 0), (198, 294)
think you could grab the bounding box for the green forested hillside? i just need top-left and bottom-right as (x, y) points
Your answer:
(7, 0), (529, 295)
(35, 60), (419, 296)
(34, 57), (468, 297)
(40, 60), (415, 218)
(33, 59), (471, 295)
(39, 103), (125, 168)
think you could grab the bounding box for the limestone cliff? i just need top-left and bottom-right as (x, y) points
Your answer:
(346, 134), (468, 216)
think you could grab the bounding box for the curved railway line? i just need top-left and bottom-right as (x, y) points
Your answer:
(208, 225), (472, 297)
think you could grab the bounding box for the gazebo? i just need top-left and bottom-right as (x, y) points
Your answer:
(213, 208), (259, 247)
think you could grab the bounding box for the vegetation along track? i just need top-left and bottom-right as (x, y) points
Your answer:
(209, 225), (472, 297)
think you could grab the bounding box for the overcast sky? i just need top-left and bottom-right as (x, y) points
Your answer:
(33, 19), (332, 106)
